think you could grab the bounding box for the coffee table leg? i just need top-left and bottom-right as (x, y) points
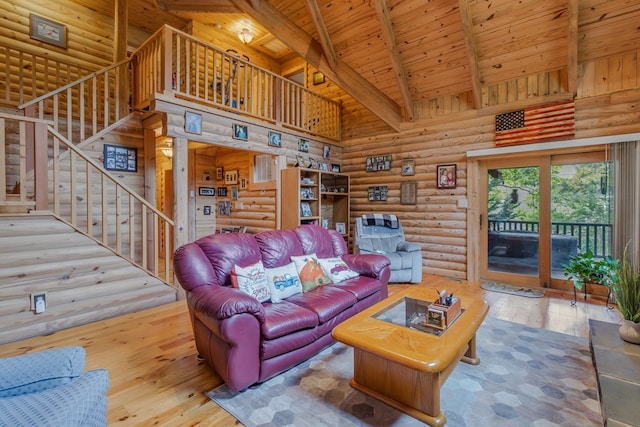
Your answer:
(461, 333), (481, 365)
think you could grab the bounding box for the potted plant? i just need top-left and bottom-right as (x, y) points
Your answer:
(611, 246), (640, 343)
(563, 250), (619, 290)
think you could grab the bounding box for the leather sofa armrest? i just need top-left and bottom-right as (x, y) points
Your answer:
(187, 285), (266, 324)
(397, 241), (421, 252)
(342, 253), (391, 280)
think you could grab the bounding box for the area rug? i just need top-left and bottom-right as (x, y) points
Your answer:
(480, 281), (545, 298)
(207, 317), (601, 427)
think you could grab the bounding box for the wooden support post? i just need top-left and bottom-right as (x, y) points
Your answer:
(173, 137), (188, 300)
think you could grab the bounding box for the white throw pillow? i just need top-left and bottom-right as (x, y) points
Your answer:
(264, 262), (303, 303)
(230, 260), (271, 303)
(318, 257), (359, 283)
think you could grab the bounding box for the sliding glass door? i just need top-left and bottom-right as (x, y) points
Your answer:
(480, 152), (613, 290)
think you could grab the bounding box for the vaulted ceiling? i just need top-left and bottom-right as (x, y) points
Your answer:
(112, 0), (640, 130)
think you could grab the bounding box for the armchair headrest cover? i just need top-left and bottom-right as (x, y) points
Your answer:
(362, 214), (399, 229)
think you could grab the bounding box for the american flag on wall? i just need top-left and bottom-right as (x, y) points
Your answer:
(495, 101), (575, 146)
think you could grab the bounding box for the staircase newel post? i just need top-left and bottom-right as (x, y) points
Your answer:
(162, 25), (174, 95)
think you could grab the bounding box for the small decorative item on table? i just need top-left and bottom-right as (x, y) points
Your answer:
(428, 289), (462, 328)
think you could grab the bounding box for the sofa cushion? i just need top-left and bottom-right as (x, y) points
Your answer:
(286, 286), (357, 323)
(230, 260), (271, 303)
(291, 254), (332, 292)
(196, 233), (262, 287)
(318, 257), (359, 283)
(327, 275), (383, 301)
(293, 225), (336, 258)
(264, 262), (303, 303)
(261, 301), (318, 339)
(255, 229), (304, 268)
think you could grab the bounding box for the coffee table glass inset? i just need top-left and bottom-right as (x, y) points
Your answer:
(373, 296), (463, 336)
(332, 287), (489, 427)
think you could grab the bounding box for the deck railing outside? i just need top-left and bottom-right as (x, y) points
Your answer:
(488, 219), (613, 258)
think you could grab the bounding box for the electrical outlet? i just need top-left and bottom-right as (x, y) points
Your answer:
(31, 293), (47, 314)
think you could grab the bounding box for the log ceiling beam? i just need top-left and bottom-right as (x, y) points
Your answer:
(230, 0), (403, 131)
(373, 0), (413, 121)
(458, 0), (483, 110)
(304, 0), (337, 71)
(566, 0), (578, 96)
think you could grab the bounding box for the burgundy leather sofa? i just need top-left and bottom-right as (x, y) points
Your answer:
(173, 224), (391, 392)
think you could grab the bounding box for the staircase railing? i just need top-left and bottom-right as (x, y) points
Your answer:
(0, 45), (96, 107)
(18, 59), (132, 144)
(0, 113), (175, 286)
(133, 25), (341, 140)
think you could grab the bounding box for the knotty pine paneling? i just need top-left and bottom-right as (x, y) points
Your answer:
(578, 51), (640, 98)
(344, 88), (640, 279)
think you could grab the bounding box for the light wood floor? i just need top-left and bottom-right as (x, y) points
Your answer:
(0, 275), (621, 426)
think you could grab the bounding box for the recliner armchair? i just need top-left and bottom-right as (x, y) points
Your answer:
(0, 346), (110, 427)
(355, 214), (422, 283)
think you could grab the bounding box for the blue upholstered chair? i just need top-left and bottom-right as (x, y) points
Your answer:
(0, 346), (109, 427)
(355, 214), (423, 283)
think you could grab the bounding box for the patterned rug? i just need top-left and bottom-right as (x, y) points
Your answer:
(207, 317), (601, 427)
(480, 281), (545, 298)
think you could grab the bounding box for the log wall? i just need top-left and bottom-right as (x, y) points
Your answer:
(343, 48), (640, 278)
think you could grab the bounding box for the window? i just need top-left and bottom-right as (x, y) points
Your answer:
(250, 154), (276, 190)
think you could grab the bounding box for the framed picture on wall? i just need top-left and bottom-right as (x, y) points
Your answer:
(103, 144), (137, 172)
(298, 138), (309, 152)
(401, 159), (415, 176)
(185, 111), (202, 134)
(436, 164), (457, 189)
(30, 14), (67, 48)
(232, 124), (248, 140)
(268, 131), (282, 147)
(400, 182), (417, 205)
(225, 169), (239, 185)
(198, 187), (215, 196)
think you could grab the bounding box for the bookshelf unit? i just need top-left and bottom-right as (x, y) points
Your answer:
(281, 167), (350, 238)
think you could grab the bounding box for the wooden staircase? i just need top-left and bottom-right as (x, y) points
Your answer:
(0, 214), (177, 345)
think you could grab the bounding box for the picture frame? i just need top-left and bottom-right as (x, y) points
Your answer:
(185, 111), (202, 134)
(365, 155), (392, 172)
(401, 182), (417, 205)
(331, 163), (341, 173)
(217, 187), (227, 197)
(323, 145), (331, 159)
(312, 71), (325, 85)
(335, 222), (346, 235)
(268, 131), (281, 147)
(232, 123), (248, 140)
(300, 202), (312, 217)
(368, 186), (388, 201)
(436, 164), (457, 189)
(225, 169), (239, 185)
(103, 144), (137, 172)
(231, 187), (239, 200)
(198, 187), (215, 196)
(298, 138), (309, 153)
(30, 14), (67, 48)
(401, 159), (416, 176)
(203, 206), (211, 215)
(295, 155), (307, 167)
(240, 178), (247, 189)
(216, 167), (224, 180)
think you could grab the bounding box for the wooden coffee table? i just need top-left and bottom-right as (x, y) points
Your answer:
(332, 287), (489, 427)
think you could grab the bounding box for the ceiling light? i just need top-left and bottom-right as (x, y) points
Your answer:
(238, 28), (254, 44)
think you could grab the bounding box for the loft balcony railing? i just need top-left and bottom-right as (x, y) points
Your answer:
(132, 25), (341, 140)
(488, 219), (613, 258)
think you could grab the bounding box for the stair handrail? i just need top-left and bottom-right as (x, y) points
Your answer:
(45, 125), (175, 286)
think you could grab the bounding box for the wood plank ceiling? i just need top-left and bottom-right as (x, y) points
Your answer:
(110, 0), (640, 128)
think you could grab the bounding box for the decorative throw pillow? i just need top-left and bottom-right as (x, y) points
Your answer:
(318, 257), (359, 283)
(264, 262), (303, 303)
(290, 253), (332, 292)
(230, 260), (271, 303)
